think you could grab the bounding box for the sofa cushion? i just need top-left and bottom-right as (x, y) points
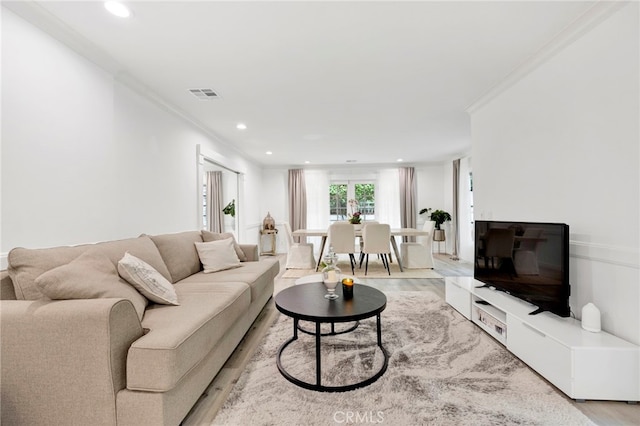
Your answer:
(149, 231), (203, 283)
(126, 282), (251, 392)
(201, 230), (247, 261)
(118, 253), (179, 305)
(194, 239), (241, 273)
(8, 236), (171, 300)
(178, 258), (279, 304)
(34, 250), (148, 320)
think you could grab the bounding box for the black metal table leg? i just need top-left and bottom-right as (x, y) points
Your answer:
(316, 322), (321, 386)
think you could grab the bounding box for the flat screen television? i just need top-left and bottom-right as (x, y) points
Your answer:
(474, 220), (570, 317)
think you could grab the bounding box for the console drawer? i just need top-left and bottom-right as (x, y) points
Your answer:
(507, 316), (572, 395)
(445, 280), (472, 319)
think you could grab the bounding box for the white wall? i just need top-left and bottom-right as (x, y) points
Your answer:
(470, 3), (639, 345)
(258, 169), (289, 252)
(1, 9), (264, 266)
(416, 164), (446, 227)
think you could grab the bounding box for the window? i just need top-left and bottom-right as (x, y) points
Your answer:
(329, 181), (375, 222)
(329, 184), (348, 220)
(203, 182), (207, 228)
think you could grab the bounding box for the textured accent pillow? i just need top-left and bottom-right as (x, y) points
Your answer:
(194, 238), (242, 273)
(34, 250), (148, 320)
(201, 230), (247, 262)
(118, 252), (179, 305)
(148, 231), (203, 283)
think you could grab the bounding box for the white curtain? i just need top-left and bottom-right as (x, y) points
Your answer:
(304, 169), (330, 257)
(376, 169), (402, 251)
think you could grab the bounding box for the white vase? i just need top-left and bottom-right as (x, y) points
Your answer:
(353, 224), (363, 231)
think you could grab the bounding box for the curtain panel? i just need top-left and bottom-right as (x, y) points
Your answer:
(288, 169), (307, 243)
(206, 171), (224, 233)
(451, 159), (460, 260)
(399, 167), (417, 242)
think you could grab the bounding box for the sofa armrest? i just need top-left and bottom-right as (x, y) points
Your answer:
(1, 298), (144, 425)
(239, 244), (259, 261)
(1, 270), (16, 300)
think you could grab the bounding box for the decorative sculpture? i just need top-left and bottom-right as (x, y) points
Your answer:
(263, 212), (275, 230)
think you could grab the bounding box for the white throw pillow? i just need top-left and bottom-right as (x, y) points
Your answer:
(195, 238), (241, 273)
(118, 252), (179, 305)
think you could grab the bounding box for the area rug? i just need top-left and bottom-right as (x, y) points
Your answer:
(211, 291), (594, 426)
(282, 258), (443, 279)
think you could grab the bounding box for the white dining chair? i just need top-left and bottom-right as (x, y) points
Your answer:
(282, 222), (316, 269)
(400, 220), (435, 269)
(328, 222), (357, 274)
(357, 221), (378, 253)
(361, 223), (391, 275)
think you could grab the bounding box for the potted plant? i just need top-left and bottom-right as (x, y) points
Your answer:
(348, 199), (362, 226)
(420, 208), (451, 241)
(222, 199), (235, 217)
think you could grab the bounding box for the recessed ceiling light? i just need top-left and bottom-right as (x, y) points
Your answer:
(397, 158), (404, 162)
(104, 1), (131, 18)
(266, 151), (272, 155)
(236, 123), (247, 130)
(304, 160), (310, 164)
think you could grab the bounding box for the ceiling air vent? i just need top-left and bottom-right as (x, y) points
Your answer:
(188, 88), (220, 100)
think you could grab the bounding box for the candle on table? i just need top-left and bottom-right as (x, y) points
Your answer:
(342, 277), (354, 299)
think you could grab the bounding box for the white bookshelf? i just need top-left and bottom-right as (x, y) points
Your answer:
(445, 276), (639, 403)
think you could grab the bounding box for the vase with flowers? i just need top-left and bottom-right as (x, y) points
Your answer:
(347, 199), (362, 225)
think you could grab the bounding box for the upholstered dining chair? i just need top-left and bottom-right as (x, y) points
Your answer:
(328, 222), (357, 274)
(283, 222), (316, 269)
(400, 220), (435, 269)
(513, 228), (544, 275)
(358, 221), (379, 262)
(361, 223), (391, 275)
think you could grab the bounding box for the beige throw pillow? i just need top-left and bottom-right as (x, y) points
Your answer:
(194, 238), (241, 273)
(118, 252), (179, 305)
(201, 230), (247, 261)
(34, 250), (148, 320)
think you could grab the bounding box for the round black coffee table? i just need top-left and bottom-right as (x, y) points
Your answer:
(274, 282), (388, 392)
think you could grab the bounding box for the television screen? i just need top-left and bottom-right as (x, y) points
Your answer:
(474, 220), (570, 317)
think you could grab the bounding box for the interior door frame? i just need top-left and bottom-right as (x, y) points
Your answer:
(196, 145), (244, 239)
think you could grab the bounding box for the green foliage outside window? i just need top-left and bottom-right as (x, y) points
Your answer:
(329, 183), (375, 220)
(355, 183), (375, 215)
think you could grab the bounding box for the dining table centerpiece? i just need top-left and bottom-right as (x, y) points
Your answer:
(349, 212), (362, 225)
(348, 199), (362, 226)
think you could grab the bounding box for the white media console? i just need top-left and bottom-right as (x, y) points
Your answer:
(445, 277), (639, 403)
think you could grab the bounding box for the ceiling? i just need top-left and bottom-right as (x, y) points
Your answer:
(7, 1), (597, 167)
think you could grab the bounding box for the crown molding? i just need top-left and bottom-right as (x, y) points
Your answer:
(3, 1), (123, 74)
(465, 0), (629, 115)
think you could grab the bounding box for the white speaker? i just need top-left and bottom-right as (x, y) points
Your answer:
(581, 303), (601, 332)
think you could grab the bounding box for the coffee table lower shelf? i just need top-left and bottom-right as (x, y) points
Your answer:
(276, 316), (389, 392)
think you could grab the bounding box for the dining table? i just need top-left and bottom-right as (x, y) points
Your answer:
(292, 227), (430, 273)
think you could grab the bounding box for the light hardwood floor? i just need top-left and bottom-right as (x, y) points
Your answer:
(182, 254), (639, 425)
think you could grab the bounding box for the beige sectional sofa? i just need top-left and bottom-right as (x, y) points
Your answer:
(0, 230), (280, 425)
